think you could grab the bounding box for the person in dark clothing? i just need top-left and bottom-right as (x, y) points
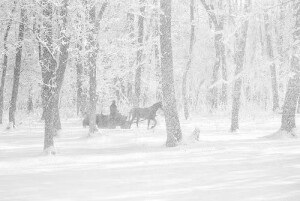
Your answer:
(110, 100), (118, 127)
(110, 100), (117, 117)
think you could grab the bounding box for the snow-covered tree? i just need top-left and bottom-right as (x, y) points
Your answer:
(0, 1), (16, 124)
(182, 0), (195, 120)
(40, 0), (57, 153)
(230, 0), (251, 132)
(279, 0), (300, 134)
(8, 1), (26, 128)
(160, 0), (182, 147)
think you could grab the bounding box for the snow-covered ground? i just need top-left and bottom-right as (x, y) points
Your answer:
(1, 115), (300, 201)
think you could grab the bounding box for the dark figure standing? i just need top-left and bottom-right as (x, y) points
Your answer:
(110, 100), (118, 128)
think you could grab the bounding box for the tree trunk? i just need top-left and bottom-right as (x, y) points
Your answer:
(280, 1), (300, 133)
(76, 59), (83, 116)
(86, 2), (107, 134)
(281, 57), (300, 132)
(210, 52), (220, 109)
(27, 86), (33, 113)
(259, 14), (265, 56)
(126, 10), (135, 105)
(211, 27), (224, 109)
(199, 0), (227, 110)
(160, 0), (182, 147)
(8, 6), (26, 128)
(0, 2), (16, 124)
(264, 12), (279, 112)
(270, 63), (279, 111)
(53, 101), (61, 131)
(220, 33), (227, 107)
(182, 0), (195, 120)
(153, 0), (162, 101)
(86, 2), (108, 134)
(35, 21), (46, 121)
(87, 6), (97, 134)
(230, 1), (250, 132)
(134, 0), (145, 107)
(40, 0), (56, 153)
(54, 0), (70, 132)
(89, 54), (97, 134)
(298, 97), (300, 114)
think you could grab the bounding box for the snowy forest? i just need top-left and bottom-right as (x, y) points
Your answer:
(1, 0), (300, 200)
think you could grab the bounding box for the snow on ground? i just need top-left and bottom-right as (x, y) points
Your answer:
(0, 114), (300, 201)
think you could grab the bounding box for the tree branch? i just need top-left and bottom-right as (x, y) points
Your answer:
(95, 1), (108, 32)
(198, 0), (218, 27)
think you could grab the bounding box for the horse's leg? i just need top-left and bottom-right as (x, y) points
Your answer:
(147, 119), (150, 129)
(136, 117), (139, 128)
(151, 118), (157, 129)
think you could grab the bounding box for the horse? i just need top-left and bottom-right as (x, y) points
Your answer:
(128, 101), (162, 129)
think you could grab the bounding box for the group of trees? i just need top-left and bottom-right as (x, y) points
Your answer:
(0, 0), (299, 153)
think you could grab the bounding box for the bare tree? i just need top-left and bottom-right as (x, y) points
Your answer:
(27, 86), (33, 113)
(87, 1), (108, 134)
(280, 0), (300, 134)
(152, 0), (162, 102)
(199, 0), (227, 109)
(75, 21), (86, 117)
(230, 0), (251, 132)
(182, 0), (195, 120)
(264, 12), (279, 112)
(53, 0), (71, 133)
(134, 0), (145, 107)
(40, 0), (57, 153)
(125, 8), (135, 105)
(76, 51), (84, 116)
(8, 3), (26, 128)
(87, 5), (98, 134)
(160, 0), (182, 147)
(0, 1), (16, 124)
